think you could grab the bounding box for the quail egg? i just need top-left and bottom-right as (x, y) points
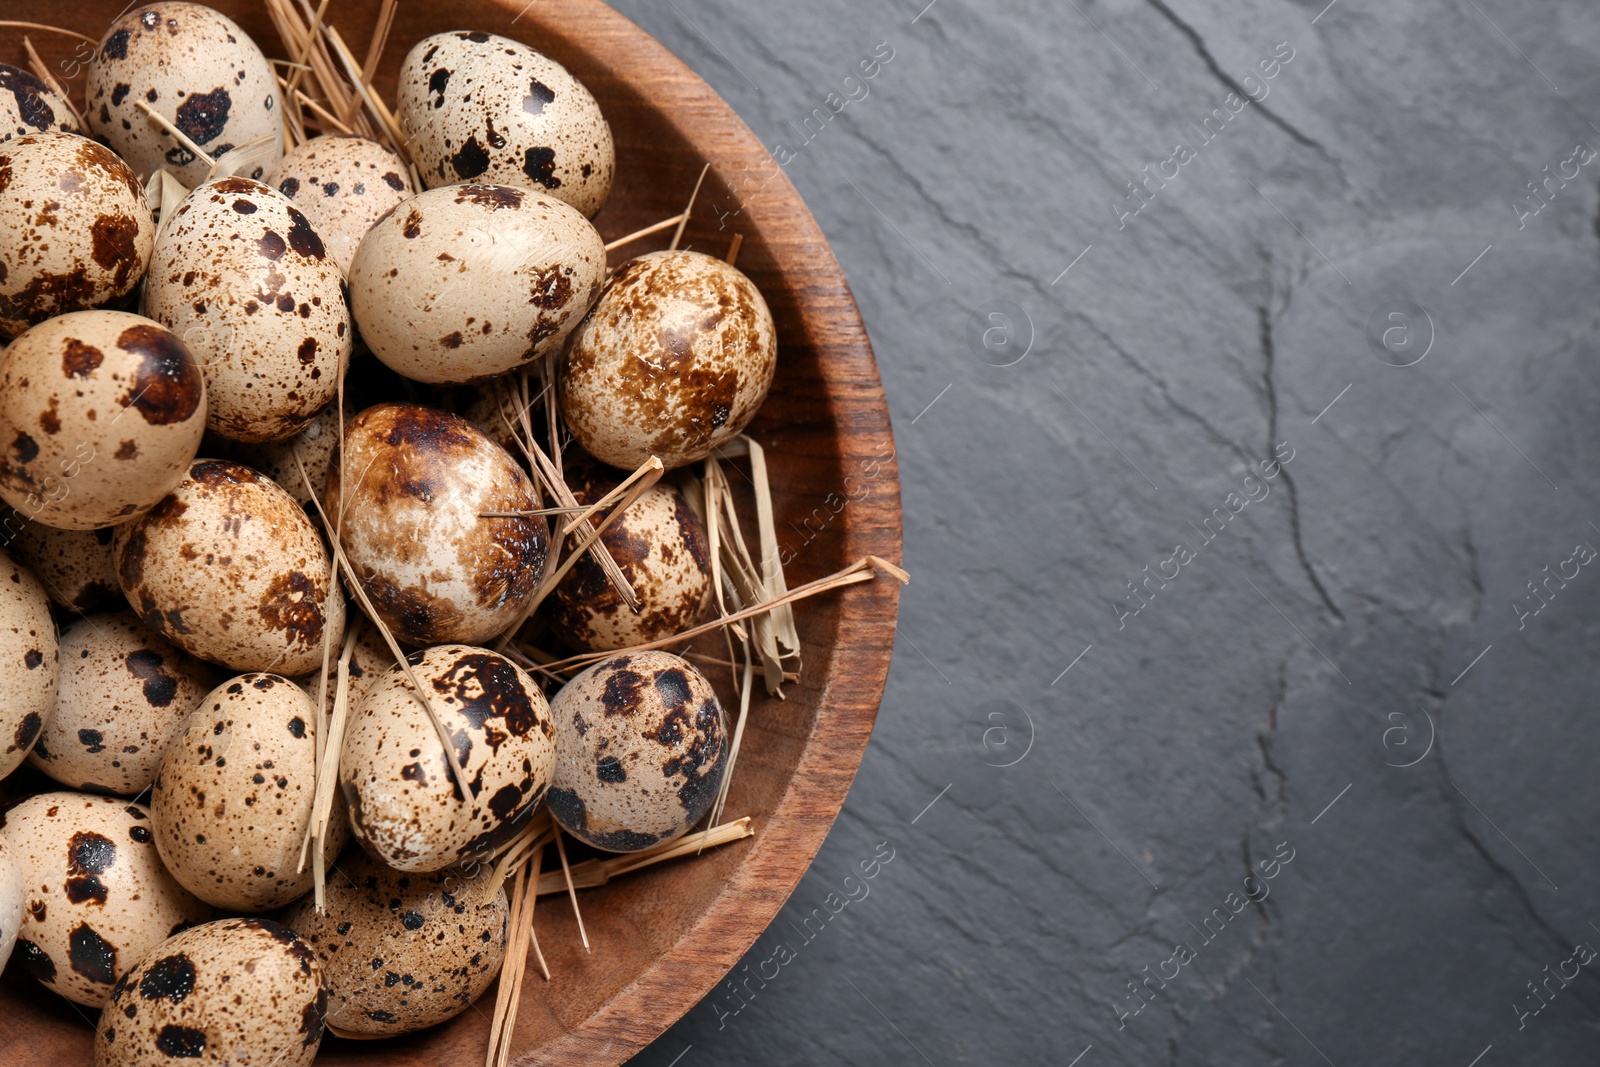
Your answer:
(0, 311), (207, 529)
(113, 458), (345, 674)
(340, 644), (554, 872)
(0, 62), (80, 142)
(326, 403), (546, 646)
(548, 651), (725, 852)
(0, 547), (58, 780)
(0, 791), (209, 1006)
(86, 2), (282, 187)
(347, 182), (605, 383)
(29, 612), (214, 796)
(0, 835), (22, 968)
(144, 177), (349, 442)
(0, 132), (154, 339)
(264, 134), (414, 276)
(9, 523), (123, 613)
(291, 618), (392, 722)
(223, 397), (347, 507)
(396, 30), (613, 216)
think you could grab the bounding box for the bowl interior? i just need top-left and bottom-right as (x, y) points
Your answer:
(1, 1), (901, 1064)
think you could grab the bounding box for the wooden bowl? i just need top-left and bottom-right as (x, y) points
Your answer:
(0, 1), (901, 1063)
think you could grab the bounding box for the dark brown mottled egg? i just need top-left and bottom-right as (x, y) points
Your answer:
(396, 31), (613, 216)
(29, 612), (213, 796)
(264, 135), (415, 276)
(151, 673), (348, 910)
(9, 523), (123, 613)
(0, 547), (58, 780)
(0, 133), (153, 339)
(561, 250), (778, 469)
(143, 177), (349, 442)
(86, 3), (283, 187)
(0, 311), (206, 530)
(547, 651), (725, 852)
(347, 183), (605, 383)
(281, 849), (508, 1036)
(0, 791), (209, 1006)
(0, 63), (80, 142)
(94, 917), (326, 1067)
(112, 459), (345, 675)
(326, 403), (546, 646)
(340, 644), (554, 872)
(547, 476), (710, 652)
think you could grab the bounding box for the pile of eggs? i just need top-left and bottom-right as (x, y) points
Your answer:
(0, 4), (780, 1063)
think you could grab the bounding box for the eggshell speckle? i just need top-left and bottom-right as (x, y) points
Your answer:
(86, 3), (283, 187)
(0, 311), (207, 529)
(0, 132), (153, 339)
(0, 547), (58, 780)
(282, 850), (508, 1035)
(347, 183), (605, 384)
(264, 135), (414, 276)
(561, 250), (777, 469)
(29, 612), (213, 796)
(9, 523), (124, 613)
(0, 791), (209, 1006)
(0, 63), (80, 142)
(94, 917), (325, 1067)
(144, 177), (349, 442)
(113, 458), (345, 674)
(547, 651), (725, 852)
(340, 644), (554, 872)
(327, 403), (546, 646)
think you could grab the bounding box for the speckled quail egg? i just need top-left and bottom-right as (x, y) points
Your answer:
(282, 849), (507, 1036)
(547, 475), (710, 652)
(144, 176), (349, 442)
(291, 618), (392, 721)
(94, 917), (325, 1067)
(396, 31), (614, 216)
(10, 523), (123, 613)
(29, 612), (214, 796)
(562, 250), (778, 470)
(224, 397), (347, 507)
(458, 380), (541, 456)
(151, 673), (348, 910)
(0, 791), (209, 1006)
(548, 651), (724, 852)
(347, 182), (605, 384)
(0, 547), (58, 780)
(0, 63), (81, 142)
(0, 835), (22, 968)
(0, 132), (153, 339)
(340, 644), (554, 872)
(0, 311), (206, 529)
(326, 403), (546, 646)
(86, 3), (283, 187)
(113, 458), (345, 674)
(264, 135), (414, 276)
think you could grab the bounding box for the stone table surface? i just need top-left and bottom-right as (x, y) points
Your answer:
(607, 1), (1600, 1063)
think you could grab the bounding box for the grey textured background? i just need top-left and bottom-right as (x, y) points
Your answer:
(606, 1), (1600, 1064)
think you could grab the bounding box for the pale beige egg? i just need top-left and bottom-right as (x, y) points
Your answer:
(0, 63), (80, 142)
(112, 459), (345, 675)
(9, 523), (123, 613)
(290, 618), (393, 723)
(0, 311), (206, 529)
(264, 135), (415, 276)
(224, 398), (347, 507)
(0, 835), (22, 969)
(0, 547), (58, 780)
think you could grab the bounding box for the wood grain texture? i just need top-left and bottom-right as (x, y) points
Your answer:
(0, 1), (901, 1064)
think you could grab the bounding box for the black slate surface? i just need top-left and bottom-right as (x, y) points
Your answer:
(606, 1), (1600, 1063)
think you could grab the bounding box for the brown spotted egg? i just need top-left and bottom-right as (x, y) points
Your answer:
(340, 644), (554, 872)
(547, 651), (725, 852)
(144, 177), (349, 442)
(0, 311), (206, 530)
(547, 475), (710, 652)
(113, 458), (345, 675)
(151, 673), (348, 910)
(10, 523), (123, 613)
(224, 397), (348, 507)
(28, 612), (214, 796)
(326, 403), (546, 646)
(0, 63), (80, 142)
(0, 133), (153, 339)
(0, 792), (209, 1006)
(0, 547), (58, 780)
(94, 917), (325, 1067)
(264, 135), (414, 276)
(561, 250), (778, 470)
(86, 3), (283, 187)
(347, 182), (605, 384)
(396, 31), (614, 216)
(282, 849), (508, 1035)
(291, 618), (393, 723)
